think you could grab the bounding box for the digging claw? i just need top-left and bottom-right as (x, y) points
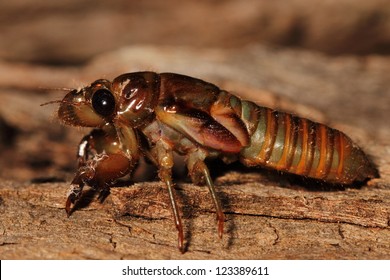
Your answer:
(65, 195), (74, 217)
(97, 186), (111, 203)
(65, 183), (84, 217)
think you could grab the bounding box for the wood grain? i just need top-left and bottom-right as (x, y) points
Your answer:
(0, 168), (389, 259)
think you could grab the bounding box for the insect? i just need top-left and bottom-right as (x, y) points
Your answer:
(49, 72), (377, 253)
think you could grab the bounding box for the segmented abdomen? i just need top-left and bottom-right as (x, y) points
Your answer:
(231, 98), (377, 184)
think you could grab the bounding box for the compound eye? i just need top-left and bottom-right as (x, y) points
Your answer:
(92, 89), (116, 117)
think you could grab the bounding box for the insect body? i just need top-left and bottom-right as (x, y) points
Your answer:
(55, 72), (377, 252)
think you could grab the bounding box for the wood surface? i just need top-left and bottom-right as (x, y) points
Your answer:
(1, 173), (389, 259)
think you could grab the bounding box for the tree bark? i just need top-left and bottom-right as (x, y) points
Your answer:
(0, 172), (389, 259)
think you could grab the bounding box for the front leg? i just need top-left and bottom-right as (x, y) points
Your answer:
(66, 126), (137, 216)
(65, 132), (98, 215)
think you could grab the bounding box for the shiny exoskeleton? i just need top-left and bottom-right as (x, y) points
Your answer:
(54, 72), (377, 252)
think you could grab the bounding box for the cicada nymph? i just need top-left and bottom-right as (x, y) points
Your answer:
(51, 72), (378, 252)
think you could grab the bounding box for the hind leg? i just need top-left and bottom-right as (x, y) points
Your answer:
(187, 150), (225, 239)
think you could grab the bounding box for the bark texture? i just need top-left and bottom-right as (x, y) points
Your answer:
(0, 177), (389, 259)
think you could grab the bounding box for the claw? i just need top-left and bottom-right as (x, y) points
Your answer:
(65, 195), (74, 217)
(65, 183), (84, 217)
(217, 212), (225, 239)
(97, 186), (111, 203)
(178, 228), (184, 254)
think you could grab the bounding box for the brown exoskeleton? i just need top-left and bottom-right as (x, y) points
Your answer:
(50, 72), (377, 253)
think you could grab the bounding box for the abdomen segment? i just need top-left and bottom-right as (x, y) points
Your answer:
(239, 105), (377, 184)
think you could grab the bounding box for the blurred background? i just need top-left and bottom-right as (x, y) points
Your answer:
(2, 0), (390, 64)
(0, 0), (389, 183)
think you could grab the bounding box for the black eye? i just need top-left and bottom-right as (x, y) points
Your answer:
(92, 89), (116, 117)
